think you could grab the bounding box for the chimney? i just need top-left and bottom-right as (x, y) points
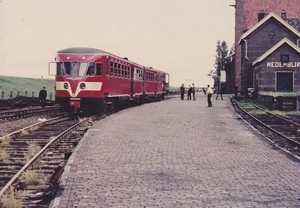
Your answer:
(258, 10), (265, 22)
(281, 9), (287, 21)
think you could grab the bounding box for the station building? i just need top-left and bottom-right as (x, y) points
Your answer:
(231, 0), (300, 93)
(225, 6), (300, 110)
(239, 12), (300, 91)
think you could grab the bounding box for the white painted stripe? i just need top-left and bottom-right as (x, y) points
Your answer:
(74, 82), (102, 97)
(56, 81), (102, 97)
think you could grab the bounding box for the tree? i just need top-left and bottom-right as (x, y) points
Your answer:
(208, 40), (234, 88)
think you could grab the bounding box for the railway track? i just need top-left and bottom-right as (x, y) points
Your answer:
(0, 115), (94, 207)
(231, 99), (300, 159)
(0, 96), (176, 207)
(0, 106), (61, 122)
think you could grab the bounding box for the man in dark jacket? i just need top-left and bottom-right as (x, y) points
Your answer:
(180, 84), (185, 100)
(39, 87), (47, 108)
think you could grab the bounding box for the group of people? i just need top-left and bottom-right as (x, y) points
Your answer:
(180, 83), (214, 107)
(180, 83), (196, 101)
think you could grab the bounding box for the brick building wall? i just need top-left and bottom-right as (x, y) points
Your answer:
(234, 0), (300, 91)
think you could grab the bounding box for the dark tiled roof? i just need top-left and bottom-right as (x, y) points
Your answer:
(286, 17), (300, 31)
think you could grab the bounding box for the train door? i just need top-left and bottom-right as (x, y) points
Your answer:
(93, 57), (107, 95)
(155, 72), (158, 94)
(163, 73), (170, 92)
(143, 67), (146, 94)
(130, 66), (134, 99)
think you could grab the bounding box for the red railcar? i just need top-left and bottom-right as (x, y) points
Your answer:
(48, 47), (169, 114)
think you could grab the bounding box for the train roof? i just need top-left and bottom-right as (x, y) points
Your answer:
(57, 47), (109, 54)
(57, 47), (168, 74)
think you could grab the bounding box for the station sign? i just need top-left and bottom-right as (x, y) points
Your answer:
(267, 62), (300, 68)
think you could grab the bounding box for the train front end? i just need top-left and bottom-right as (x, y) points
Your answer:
(48, 48), (107, 115)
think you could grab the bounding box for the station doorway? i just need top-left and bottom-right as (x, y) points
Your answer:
(276, 72), (293, 92)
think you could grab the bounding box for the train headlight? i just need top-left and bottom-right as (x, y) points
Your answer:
(80, 83), (86, 89)
(64, 82), (69, 89)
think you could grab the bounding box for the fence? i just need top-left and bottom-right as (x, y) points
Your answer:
(1, 91), (54, 100)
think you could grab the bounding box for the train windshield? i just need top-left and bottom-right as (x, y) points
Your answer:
(57, 62), (88, 76)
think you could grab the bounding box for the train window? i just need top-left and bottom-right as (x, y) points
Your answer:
(158, 75), (163, 82)
(78, 62), (88, 76)
(64, 62), (71, 75)
(71, 62), (80, 75)
(134, 68), (138, 80)
(128, 67), (131, 78)
(125, 66), (128, 78)
(117, 64), (121, 77)
(136, 69), (139, 80)
(121, 65), (124, 77)
(96, 63), (102, 76)
(58, 62), (65, 75)
(110, 68), (114, 76)
(140, 70), (144, 80)
(147, 72), (154, 81)
(114, 67), (118, 76)
(86, 62), (94, 76)
(126, 67), (130, 78)
(110, 62), (114, 76)
(114, 63), (118, 76)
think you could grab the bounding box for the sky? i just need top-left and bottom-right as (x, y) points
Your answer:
(0, 0), (235, 87)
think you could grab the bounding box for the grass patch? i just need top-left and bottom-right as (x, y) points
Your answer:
(20, 130), (29, 136)
(25, 143), (41, 163)
(0, 136), (11, 145)
(0, 187), (22, 208)
(49, 136), (56, 142)
(21, 170), (45, 186)
(235, 97), (300, 116)
(0, 149), (10, 162)
(258, 91), (297, 97)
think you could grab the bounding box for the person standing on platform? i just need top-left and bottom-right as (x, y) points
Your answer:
(187, 85), (192, 100)
(39, 86), (47, 108)
(192, 83), (196, 100)
(206, 84), (213, 107)
(233, 83), (238, 97)
(180, 83), (185, 100)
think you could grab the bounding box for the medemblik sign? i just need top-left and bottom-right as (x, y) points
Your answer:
(267, 62), (300, 68)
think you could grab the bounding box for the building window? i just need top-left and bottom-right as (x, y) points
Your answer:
(269, 31), (275, 38)
(281, 54), (289, 63)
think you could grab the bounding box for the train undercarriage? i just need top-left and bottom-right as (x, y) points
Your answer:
(56, 93), (164, 116)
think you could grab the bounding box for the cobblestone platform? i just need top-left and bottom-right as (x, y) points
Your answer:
(49, 94), (300, 208)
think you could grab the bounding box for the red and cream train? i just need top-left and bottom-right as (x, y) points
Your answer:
(48, 47), (169, 115)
